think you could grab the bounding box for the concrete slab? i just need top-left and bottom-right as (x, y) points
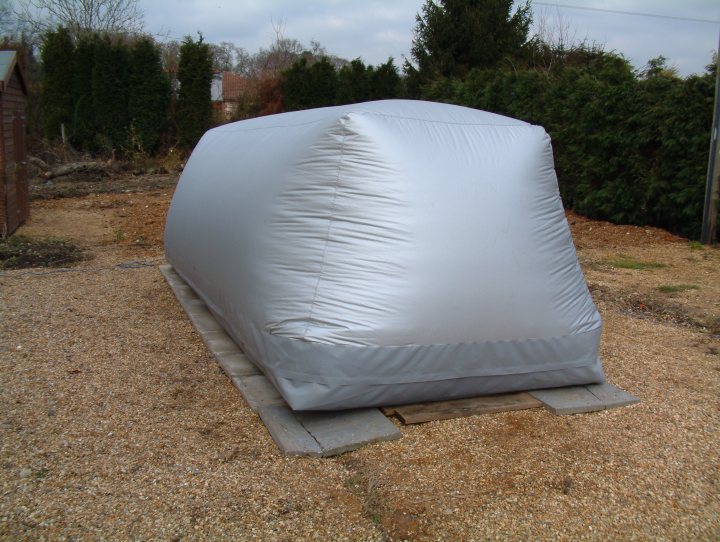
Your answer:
(258, 406), (322, 457)
(161, 263), (405, 457)
(190, 313), (224, 334)
(232, 375), (286, 411)
(182, 298), (207, 310)
(216, 351), (260, 377)
(586, 383), (640, 409)
(184, 304), (214, 324)
(296, 409), (402, 456)
(202, 330), (241, 354)
(159, 264), (179, 283)
(530, 386), (605, 415)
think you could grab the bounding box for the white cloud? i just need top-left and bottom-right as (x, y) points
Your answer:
(139, 0), (719, 75)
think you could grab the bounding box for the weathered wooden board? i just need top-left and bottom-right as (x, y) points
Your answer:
(392, 392), (543, 424)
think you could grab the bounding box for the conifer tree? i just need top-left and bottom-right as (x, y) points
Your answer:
(412, 0), (532, 78)
(129, 37), (170, 152)
(41, 27), (75, 139)
(336, 59), (370, 104)
(91, 36), (131, 150)
(177, 34), (213, 148)
(71, 33), (99, 149)
(370, 58), (400, 100)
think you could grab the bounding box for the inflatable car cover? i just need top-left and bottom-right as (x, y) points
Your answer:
(164, 100), (605, 410)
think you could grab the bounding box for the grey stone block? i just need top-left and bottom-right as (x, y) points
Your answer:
(216, 351), (260, 377)
(191, 313), (223, 333)
(296, 408), (402, 456)
(161, 264), (403, 456)
(586, 383), (639, 409)
(201, 330), (240, 354)
(160, 266), (188, 290)
(258, 406), (322, 457)
(173, 284), (195, 298)
(182, 298), (207, 310)
(184, 304), (213, 323)
(529, 386), (605, 415)
(232, 375), (286, 411)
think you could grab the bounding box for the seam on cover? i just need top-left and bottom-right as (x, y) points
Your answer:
(272, 360), (600, 386)
(210, 118), (326, 133)
(303, 118), (349, 339)
(207, 111), (529, 134)
(351, 110), (531, 128)
(261, 326), (603, 385)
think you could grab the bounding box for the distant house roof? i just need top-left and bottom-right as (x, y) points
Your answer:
(0, 51), (28, 94)
(221, 72), (246, 101)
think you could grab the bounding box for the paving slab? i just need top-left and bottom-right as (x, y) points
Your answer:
(586, 383), (640, 409)
(184, 305), (215, 328)
(231, 375), (286, 412)
(258, 406), (322, 457)
(215, 351), (260, 377)
(295, 409), (402, 456)
(202, 330), (241, 354)
(530, 386), (605, 415)
(161, 263), (402, 457)
(182, 298), (207, 310)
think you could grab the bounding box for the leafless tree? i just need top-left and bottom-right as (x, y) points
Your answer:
(0, 0), (13, 36)
(16, 0), (144, 39)
(245, 18), (304, 77)
(527, 5), (604, 75)
(233, 46), (252, 76)
(209, 41), (240, 72)
(158, 39), (179, 73)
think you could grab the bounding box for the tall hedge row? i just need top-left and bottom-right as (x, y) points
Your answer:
(177, 35), (213, 149)
(281, 57), (402, 111)
(423, 54), (715, 239)
(41, 29), (170, 154)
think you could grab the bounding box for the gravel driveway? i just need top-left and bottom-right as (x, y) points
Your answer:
(1, 188), (718, 540)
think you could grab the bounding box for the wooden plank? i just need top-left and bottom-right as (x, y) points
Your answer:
(393, 392), (543, 424)
(381, 406), (398, 416)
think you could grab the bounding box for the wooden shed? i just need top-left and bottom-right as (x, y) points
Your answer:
(0, 50), (29, 237)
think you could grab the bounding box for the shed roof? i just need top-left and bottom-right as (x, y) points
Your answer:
(0, 50), (28, 95)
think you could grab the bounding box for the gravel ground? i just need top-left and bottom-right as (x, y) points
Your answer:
(0, 187), (718, 541)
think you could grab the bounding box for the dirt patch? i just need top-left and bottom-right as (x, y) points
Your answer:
(566, 210), (684, 249)
(100, 191), (174, 253)
(30, 172), (178, 200)
(577, 240), (720, 336)
(17, 189), (174, 257)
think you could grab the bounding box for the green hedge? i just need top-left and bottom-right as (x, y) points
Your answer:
(41, 29), (170, 155)
(423, 54), (715, 240)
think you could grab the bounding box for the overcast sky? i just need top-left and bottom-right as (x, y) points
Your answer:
(139, 0), (720, 77)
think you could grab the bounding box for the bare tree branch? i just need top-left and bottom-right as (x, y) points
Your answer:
(15, 0), (144, 40)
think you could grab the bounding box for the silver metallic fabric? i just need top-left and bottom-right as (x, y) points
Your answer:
(164, 100), (605, 410)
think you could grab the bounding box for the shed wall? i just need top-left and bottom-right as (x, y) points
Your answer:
(1, 68), (28, 236)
